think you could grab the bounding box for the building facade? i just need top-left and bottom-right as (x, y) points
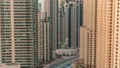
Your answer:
(44, 0), (51, 17)
(65, 0), (81, 48)
(66, 1), (76, 48)
(79, 0), (97, 67)
(39, 12), (51, 63)
(0, 0), (38, 68)
(44, 0), (58, 59)
(44, 0), (81, 60)
(80, 0), (120, 68)
(58, 0), (68, 48)
(96, 0), (119, 68)
(54, 0), (80, 49)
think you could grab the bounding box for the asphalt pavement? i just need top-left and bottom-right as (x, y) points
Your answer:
(48, 55), (79, 68)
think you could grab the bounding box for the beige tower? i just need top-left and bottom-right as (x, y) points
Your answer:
(96, 0), (120, 68)
(80, 27), (91, 65)
(80, 0), (97, 67)
(113, 0), (120, 68)
(80, 0), (120, 68)
(96, 0), (114, 68)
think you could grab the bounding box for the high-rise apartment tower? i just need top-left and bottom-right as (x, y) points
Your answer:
(80, 0), (120, 68)
(0, 0), (38, 68)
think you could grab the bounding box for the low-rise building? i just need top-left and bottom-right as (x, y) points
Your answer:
(55, 49), (77, 56)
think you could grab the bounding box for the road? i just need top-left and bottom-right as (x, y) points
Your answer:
(48, 55), (79, 68)
(56, 64), (72, 68)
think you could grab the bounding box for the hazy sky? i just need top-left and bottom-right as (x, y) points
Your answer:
(39, 0), (44, 11)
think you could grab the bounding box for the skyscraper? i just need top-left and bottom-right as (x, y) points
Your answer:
(66, 0), (77, 48)
(52, 0), (59, 50)
(44, 0), (51, 17)
(0, 0), (38, 68)
(38, 12), (51, 63)
(44, 0), (56, 59)
(80, 0), (120, 68)
(113, 1), (120, 67)
(38, 3), (44, 67)
(96, 0), (119, 68)
(57, 0), (80, 49)
(76, 0), (82, 48)
(77, 0), (83, 26)
(79, 0), (97, 67)
(58, 0), (67, 48)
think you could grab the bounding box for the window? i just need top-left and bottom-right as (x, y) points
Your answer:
(117, 10), (119, 13)
(117, 7), (119, 9)
(116, 25), (119, 28)
(118, 3), (120, 5)
(117, 18), (119, 20)
(116, 29), (119, 31)
(117, 22), (119, 24)
(116, 44), (118, 47)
